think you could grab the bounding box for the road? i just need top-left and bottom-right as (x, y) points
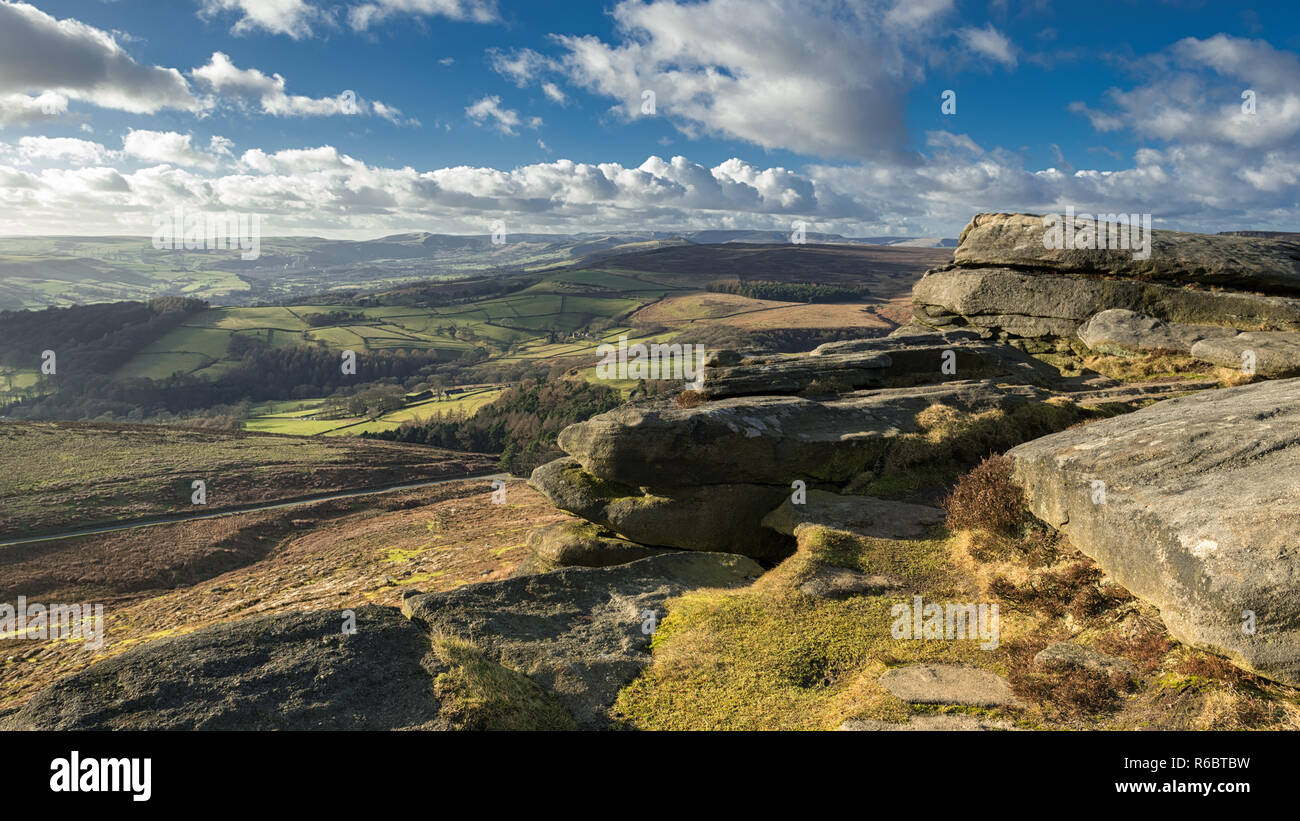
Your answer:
(0, 471), (509, 548)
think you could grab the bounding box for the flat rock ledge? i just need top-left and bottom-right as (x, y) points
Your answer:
(878, 663), (1023, 708)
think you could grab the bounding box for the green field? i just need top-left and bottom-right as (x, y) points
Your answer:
(110, 269), (687, 381)
(243, 386), (505, 436)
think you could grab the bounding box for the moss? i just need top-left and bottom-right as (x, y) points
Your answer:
(613, 527), (1000, 731)
(430, 635), (578, 731)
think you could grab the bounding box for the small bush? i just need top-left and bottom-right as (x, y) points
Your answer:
(1005, 639), (1126, 715)
(942, 454), (1025, 534)
(674, 390), (705, 409)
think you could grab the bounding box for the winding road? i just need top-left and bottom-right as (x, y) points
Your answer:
(0, 471), (509, 549)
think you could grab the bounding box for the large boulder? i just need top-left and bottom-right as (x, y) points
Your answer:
(512, 518), (675, 575)
(1007, 378), (1300, 685)
(528, 457), (792, 559)
(1078, 309), (1236, 356)
(953, 212), (1300, 294)
(2, 606), (444, 730)
(402, 552), (763, 728)
(557, 380), (1047, 487)
(1190, 332), (1300, 378)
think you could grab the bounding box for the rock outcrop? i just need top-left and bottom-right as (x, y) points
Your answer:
(1007, 377), (1300, 686)
(912, 214), (1300, 361)
(401, 551), (763, 728)
(5, 553), (762, 730)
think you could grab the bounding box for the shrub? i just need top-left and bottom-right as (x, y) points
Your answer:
(674, 390), (705, 409)
(942, 454), (1025, 534)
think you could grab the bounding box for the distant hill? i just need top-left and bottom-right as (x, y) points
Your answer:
(0, 230), (955, 311)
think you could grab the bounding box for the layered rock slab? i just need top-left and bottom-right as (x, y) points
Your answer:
(1007, 377), (1300, 685)
(913, 267), (1300, 336)
(402, 551), (763, 728)
(528, 457), (792, 559)
(558, 380), (1047, 487)
(698, 332), (1057, 399)
(953, 212), (1300, 294)
(762, 489), (944, 541)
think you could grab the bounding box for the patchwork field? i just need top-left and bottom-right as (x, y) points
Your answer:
(110, 268), (686, 381)
(0, 421), (496, 538)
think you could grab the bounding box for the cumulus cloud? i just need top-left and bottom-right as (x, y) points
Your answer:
(5, 128), (1298, 239)
(0, 1), (197, 116)
(199, 0), (325, 39)
(547, 0), (952, 161)
(0, 91), (67, 127)
(16, 135), (112, 166)
(121, 130), (232, 170)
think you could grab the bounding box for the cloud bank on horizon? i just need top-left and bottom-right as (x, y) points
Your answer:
(0, 0), (1296, 239)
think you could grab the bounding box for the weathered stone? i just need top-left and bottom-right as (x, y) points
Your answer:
(402, 552), (763, 728)
(557, 380), (1047, 488)
(1034, 641), (1136, 678)
(953, 212), (1300, 295)
(1079, 309), (1235, 355)
(512, 518), (675, 575)
(762, 489), (944, 540)
(1008, 377), (1300, 686)
(698, 334), (1055, 398)
(2, 606), (444, 730)
(965, 313), (1083, 339)
(914, 267), (1300, 334)
(797, 566), (904, 599)
(838, 714), (1016, 731)
(878, 663), (1023, 708)
(529, 457), (793, 559)
(1191, 331), (1300, 377)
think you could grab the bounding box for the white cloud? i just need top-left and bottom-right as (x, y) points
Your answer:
(191, 52), (408, 121)
(0, 2), (197, 116)
(16, 136), (111, 165)
(465, 95), (540, 135)
(0, 92), (67, 127)
(541, 82), (567, 105)
(199, 0), (324, 39)
(550, 0), (945, 161)
(957, 24), (1017, 68)
(347, 0), (498, 31)
(489, 48), (556, 86)
(121, 130), (231, 170)
(1084, 35), (1300, 150)
(3, 136), (1300, 237)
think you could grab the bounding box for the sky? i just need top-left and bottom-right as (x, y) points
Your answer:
(0, 0), (1297, 239)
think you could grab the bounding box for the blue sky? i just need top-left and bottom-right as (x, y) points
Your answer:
(1, 0), (1298, 238)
